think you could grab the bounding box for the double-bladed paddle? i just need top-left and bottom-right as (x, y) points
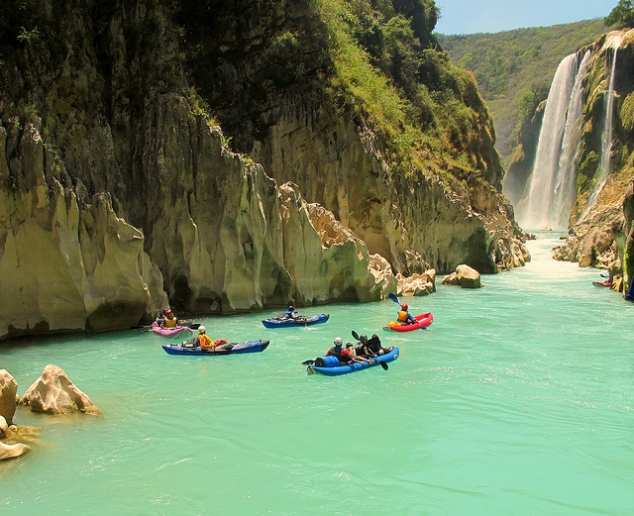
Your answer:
(387, 293), (427, 330)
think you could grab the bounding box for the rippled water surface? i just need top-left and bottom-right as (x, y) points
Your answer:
(2, 234), (634, 515)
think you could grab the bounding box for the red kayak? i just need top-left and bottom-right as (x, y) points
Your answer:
(593, 281), (612, 287)
(383, 312), (434, 332)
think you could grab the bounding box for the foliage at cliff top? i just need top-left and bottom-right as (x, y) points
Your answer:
(438, 19), (609, 163)
(313, 0), (497, 186)
(605, 0), (634, 28)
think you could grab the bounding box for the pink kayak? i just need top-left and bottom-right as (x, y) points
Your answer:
(150, 322), (194, 338)
(383, 312), (434, 332)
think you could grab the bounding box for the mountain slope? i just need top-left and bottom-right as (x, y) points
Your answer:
(438, 19), (609, 162)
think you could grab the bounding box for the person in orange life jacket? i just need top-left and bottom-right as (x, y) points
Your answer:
(326, 337), (371, 364)
(197, 326), (230, 351)
(396, 303), (416, 325)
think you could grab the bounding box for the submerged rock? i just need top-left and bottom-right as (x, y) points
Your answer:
(20, 365), (100, 415)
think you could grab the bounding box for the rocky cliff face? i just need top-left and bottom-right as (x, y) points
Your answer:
(502, 101), (546, 209)
(0, 0), (526, 339)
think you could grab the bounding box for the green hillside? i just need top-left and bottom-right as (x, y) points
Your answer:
(437, 19), (610, 163)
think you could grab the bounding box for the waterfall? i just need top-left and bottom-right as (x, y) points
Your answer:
(518, 51), (590, 230)
(552, 50), (591, 228)
(584, 34), (622, 215)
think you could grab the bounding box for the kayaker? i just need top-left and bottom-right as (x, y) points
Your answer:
(345, 344), (372, 364)
(354, 334), (369, 356)
(282, 304), (300, 320)
(396, 303), (416, 326)
(361, 334), (393, 356)
(326, 337), (370, 364)
(156, 317), (166, 328)
(197, 326), (230, 352)
(164, 309), (179, 328)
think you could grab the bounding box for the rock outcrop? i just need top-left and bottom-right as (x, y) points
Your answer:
(280, 183), (396, 303)
(397, 270), (436, 297)
(0, 369), (18, 426)
(441, 264), (482, 288)
(553, 203), (623, 268)
(20, 365), (100, 415)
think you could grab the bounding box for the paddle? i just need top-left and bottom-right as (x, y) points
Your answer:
(301, 359), (316, 366)
(351, 331), (388, 370)
(387, 293), (427, 331)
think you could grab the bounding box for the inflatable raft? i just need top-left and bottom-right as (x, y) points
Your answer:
(262, 314), (329, 328)
(162, 339), (270, 356)
(383, 312), (434, 332)
(307, 347), (399, 376)
(150, 322), (194, 338)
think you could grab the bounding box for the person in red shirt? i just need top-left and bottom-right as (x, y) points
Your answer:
(326, 337), (371, 364)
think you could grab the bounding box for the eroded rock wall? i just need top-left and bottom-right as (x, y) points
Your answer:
(0, 0), (526, 338)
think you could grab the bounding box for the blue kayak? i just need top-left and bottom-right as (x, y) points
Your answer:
(308, 347), (399, 376)
(262, 314), (329, 328)
(162, 340), (270, 356)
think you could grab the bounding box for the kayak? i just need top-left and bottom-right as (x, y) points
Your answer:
(150, 322), (194, 338)
(593, 281), (612, 287)
(262, 314), (330, 328)
(162, 340), (270, 356)
(383, 312), (434, 332)
(308, 347), (399, 376)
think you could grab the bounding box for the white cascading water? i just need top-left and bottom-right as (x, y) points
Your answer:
(551, 50), (591, 228)
(518, 51), (590, 230)
(583, 34), (622, 216)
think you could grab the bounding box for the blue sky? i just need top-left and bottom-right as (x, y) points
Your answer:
(435, 0), (619, 35)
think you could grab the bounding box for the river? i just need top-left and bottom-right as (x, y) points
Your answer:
(1, 233), (633, 515)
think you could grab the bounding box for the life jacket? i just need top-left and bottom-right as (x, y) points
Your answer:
(164, 316), (178, 328)
(198, 334), (214, 348)
(397, 310), (409, 323)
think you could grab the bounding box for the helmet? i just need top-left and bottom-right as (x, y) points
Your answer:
(165, 309), (173, 315)
(162, 308), (169, 314)
(288, 305), (295, 311)
(402, 303), (409, 310)
(198, 326), (206, 334)
(334, 337), (343, 346)
(360, 334), (368, 342)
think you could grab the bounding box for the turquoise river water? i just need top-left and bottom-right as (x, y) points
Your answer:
(1, 233), (634, 515)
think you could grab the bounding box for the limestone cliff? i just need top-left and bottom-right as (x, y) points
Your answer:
(0, 0), (526, 339)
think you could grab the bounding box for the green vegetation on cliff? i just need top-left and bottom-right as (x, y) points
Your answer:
(317, 0), (492, 180)
(438, 19), (609, 162)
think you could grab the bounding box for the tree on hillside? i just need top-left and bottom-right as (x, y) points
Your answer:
(605, 0), (634, 28)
